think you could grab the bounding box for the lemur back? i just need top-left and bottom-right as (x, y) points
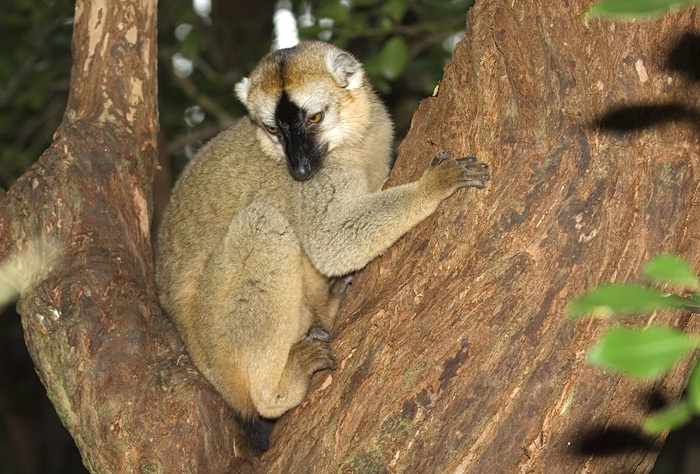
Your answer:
(155, 41), (489, 442)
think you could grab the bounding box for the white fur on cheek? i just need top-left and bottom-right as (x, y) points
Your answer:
(256, 127), (285, 162)
(325, 105), (370, 152)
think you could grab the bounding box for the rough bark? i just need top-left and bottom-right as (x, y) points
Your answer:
(0, 1), (249, 472)
(1, 0), (699, 473)
(257, 2), (700, 473)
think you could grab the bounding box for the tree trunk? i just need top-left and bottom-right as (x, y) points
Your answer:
(1, 0), (699, 473)
(257, 2), (700, 473)
(0, 1), (249, 472)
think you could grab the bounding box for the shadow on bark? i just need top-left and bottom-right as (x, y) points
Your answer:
(574, 426), (657, 456)
(593, 103), (700, 132)
(575, 389), (693, 458)
(666, 33), (700, 82)
(591, 32), (700, 134)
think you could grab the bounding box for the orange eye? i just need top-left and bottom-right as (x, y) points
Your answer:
(266, 126), (279, 135)
(308, 112), (323, 124)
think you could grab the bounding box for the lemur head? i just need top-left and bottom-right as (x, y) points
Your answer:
(234, 41), (373, 181)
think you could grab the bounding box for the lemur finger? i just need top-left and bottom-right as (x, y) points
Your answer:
(456, 159), (490, 181)
(430, 151), (452, 167)
(460, 179), (486, 189)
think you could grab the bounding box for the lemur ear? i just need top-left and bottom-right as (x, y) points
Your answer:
(234, 77), (250, 106)
(327, 51), (364, 90)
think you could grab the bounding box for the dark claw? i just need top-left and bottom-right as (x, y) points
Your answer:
(306, 327), (330, 342)
(431, 151), (451, 167)
(466, 156), (477, 164)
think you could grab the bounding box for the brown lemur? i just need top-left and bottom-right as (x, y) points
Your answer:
(155, 41), (489, 429)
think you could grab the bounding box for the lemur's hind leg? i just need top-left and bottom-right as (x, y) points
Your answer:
(198, 202), (334, 419)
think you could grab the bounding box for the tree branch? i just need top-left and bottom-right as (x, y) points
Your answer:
(1, 0), (252, 471)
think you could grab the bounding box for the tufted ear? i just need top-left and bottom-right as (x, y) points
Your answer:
(234, 77), (250, 106)
(327, 51), (364, 90)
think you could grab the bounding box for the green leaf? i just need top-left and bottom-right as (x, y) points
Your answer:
(569, 284), (675, 319)
(644, 254), (700, 289)
(379, 17), (394, 30)
(643, 400), (693, 434)
(315, 3), (351, 23)
(588, 326), (700, 378)
(660, 293), (700, 313)
(688, 360), (700, 413)
(378, 36), (408, 80)
(586, 0), (700, 20)
(382, 0), (409, 23)
(353, 0), (384, 5)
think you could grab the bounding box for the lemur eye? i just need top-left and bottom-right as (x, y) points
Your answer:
(308, 112), (323, 124)
(266, 125), (279, 135)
